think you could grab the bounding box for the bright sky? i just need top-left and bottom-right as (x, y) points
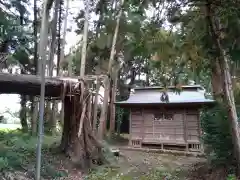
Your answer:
(0, 0), (105, 117)
(0, 0), (85, 119)
(0, 0), (156, 117)
(0, 0), (173, 119)
(62, 0), (83, 54)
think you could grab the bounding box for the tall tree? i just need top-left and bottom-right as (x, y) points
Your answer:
(48, 0), (60, 134)
(59, 0), (69, 126)
(205, 0), (240, 171)
(80, 0), (89, 76)
(108, 0), (124, 134)
(31, 0), (39, 135)
(17, 0), (29, 132)
(35, 0), (53, 179)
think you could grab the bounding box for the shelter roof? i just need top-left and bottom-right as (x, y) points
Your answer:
(115, 85), (214, 106)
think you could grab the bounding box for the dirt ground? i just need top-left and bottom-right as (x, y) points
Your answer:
(84, 148), (206, 180)
(0, 132), (226, 180)
(117, 149), (205, 174)
(0, 148), (206, 180)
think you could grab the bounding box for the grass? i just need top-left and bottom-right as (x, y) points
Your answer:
(0, 123), (21, 130)
(0, 129), (67, 179)
(0, 130), (198, 180)
(85, 165), (182, 180)
(85, 134), (188, 180)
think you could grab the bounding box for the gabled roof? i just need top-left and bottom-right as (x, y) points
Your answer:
(115, 85), (214, 106)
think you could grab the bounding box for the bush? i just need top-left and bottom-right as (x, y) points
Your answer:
(201, 103), (236, 167)
(0, 129), (65, 179)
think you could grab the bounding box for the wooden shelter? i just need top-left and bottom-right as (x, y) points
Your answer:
(116, 85), (214, 152)
(0, 72), (108, 166)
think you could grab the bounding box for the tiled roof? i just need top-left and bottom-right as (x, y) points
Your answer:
(115, 85), (214, 105)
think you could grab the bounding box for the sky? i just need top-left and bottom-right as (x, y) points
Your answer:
(0, 0), (87, 120)
(0, 0), (178, 121)
(0, 0), (157, 119)
(60, 0), (83, 54)
(0, 0), (110, 120)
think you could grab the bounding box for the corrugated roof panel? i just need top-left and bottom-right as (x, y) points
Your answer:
(116, 87), (214, 105)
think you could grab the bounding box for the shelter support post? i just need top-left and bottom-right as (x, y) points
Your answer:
(128, 109), (132, 146)
(198, 111), (204, 153)
(183, 109), (189, 152)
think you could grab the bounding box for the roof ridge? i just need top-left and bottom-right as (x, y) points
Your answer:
(134, 85), (204, 91)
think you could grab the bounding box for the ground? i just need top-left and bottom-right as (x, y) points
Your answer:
(86, 150), (205, 180)
(0, 130), (208, 180)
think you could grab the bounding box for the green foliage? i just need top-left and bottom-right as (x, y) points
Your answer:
(0, 130), (66, 179)
(0, 157), (9, 171)
(201, 103), (236, 167)
(227, 174), (237, 180)
(116, 106), (124, 134)
(0, 0), (35, 73)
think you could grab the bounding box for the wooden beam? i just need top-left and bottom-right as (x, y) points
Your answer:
(0, 73), (63, 97)
(0, 73), (108, 97)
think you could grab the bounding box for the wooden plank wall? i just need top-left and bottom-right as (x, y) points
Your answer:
(130, 107), (201, 146)
(142, 109), (154, 141)
(130, 108), (143, 139)
(185, 110), (200, 143)
(144, 109), (185, 143)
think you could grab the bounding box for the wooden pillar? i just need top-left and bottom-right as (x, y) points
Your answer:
(183, 109), (188, 152)
(60, 96), (72, 152)
(197, 110), (204, 153)
(140, 108), (145, 147)
(153, 111), (155, 143)
(129, 109), (132, 146)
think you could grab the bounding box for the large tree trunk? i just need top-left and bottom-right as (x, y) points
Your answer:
(98, 78), (109, 139)
(59, 0), (69, 72)
(211, 58), (224, 99)
(219, 50), (240, 171)
(50, 101), (57, 133)
(59, 0), (70, 127)
(109, 70), (118, 134)
(45, 101), (51, 133)
(206, 1), (240, 171)
(80, 0), (89, 76)
(20, 94), (28, 132)
(47, 0), (60, 134)
(20, 69), (28, 132)
(106, 0), (125, 137)
(31, 0), (39, 136)
(48, 0), (60, 77)
(92, 78), (100, 133)
(31, 96), (38, 135)
(60, 82), (105, 168)
(18, 0), (28, 133)
(56, 0), (63, 75)
(36, 0), (55, 178)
